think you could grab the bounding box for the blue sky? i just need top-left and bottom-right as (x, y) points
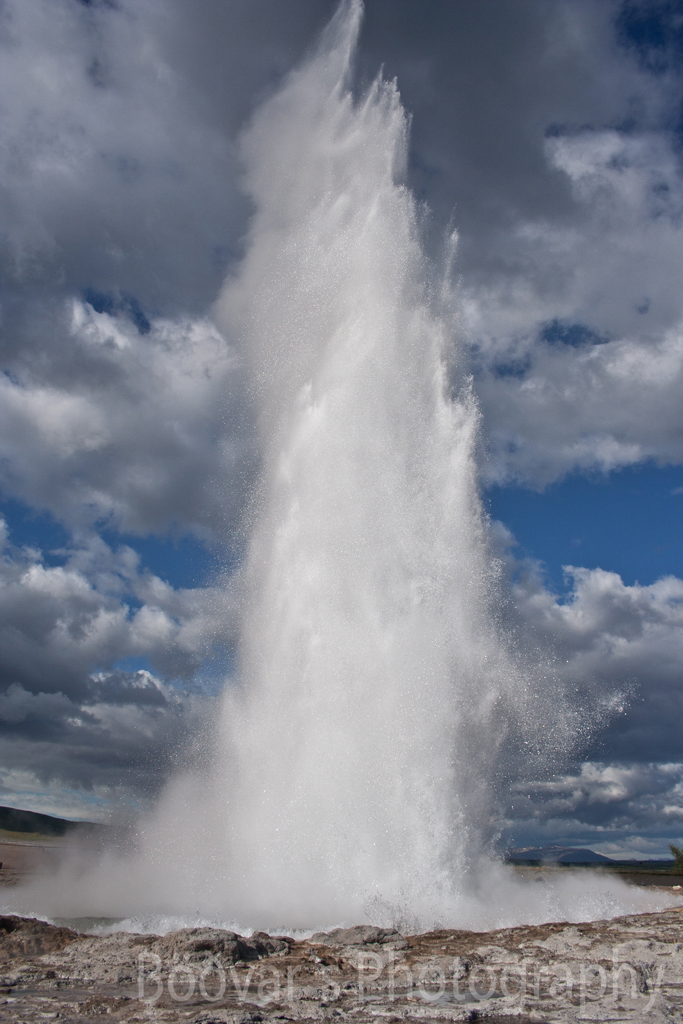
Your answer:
(489, 463), (683, 593)
(1, 0), (683, 859)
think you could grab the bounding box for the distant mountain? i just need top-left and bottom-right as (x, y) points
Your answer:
(506, 844), (614, 864)
(0, 805), (106, 838)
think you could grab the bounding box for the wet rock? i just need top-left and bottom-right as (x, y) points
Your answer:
(309, 924), (405, 946)
(154, 927), (291, 963)
(0, 914), (78, 959)
(250, 930), (293, 955)
(155, 928), (247, 963)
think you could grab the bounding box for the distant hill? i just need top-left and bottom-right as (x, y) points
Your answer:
(0, 805), (106, 838)
(506, 844), (614, 864)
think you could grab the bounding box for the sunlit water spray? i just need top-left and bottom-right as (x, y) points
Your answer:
(209, 0), (546, 926)
(3, 0), (679, 933)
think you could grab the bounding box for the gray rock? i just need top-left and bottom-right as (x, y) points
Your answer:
(250, 931), (292, 955)
(309, 925), (404, 947)
(155, 928), (247, 963)
(154, 927), (292, 963)
(0, 914), (78, 959)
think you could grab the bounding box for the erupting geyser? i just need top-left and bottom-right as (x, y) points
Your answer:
(5, 0), (677, 934)
(211, 0), (526, 926)
(199, 0), (601, 927)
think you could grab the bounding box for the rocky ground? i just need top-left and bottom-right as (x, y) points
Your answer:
(1, 905), (683, 1024)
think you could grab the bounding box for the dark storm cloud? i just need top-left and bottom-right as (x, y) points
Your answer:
(0, 0), (342, 324)
(358, 1), (623, 249)
(0, 673), (210, 810)
(500, 761), (683, 857)
(349, 1), (683, 489)
(0, 0), (234, 317)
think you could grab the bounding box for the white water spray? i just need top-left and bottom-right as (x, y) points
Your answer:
(5, 0), (679, 933)
(197, 0), (624, 927)
(211, 0), (518, 926)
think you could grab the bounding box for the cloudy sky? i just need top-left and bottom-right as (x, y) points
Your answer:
(1, 0), (683, 859)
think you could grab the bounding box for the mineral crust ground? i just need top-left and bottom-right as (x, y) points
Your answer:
(1, 903), (683, 1024)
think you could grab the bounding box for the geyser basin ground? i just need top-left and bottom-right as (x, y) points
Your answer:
(2, 906), (683, 1024)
